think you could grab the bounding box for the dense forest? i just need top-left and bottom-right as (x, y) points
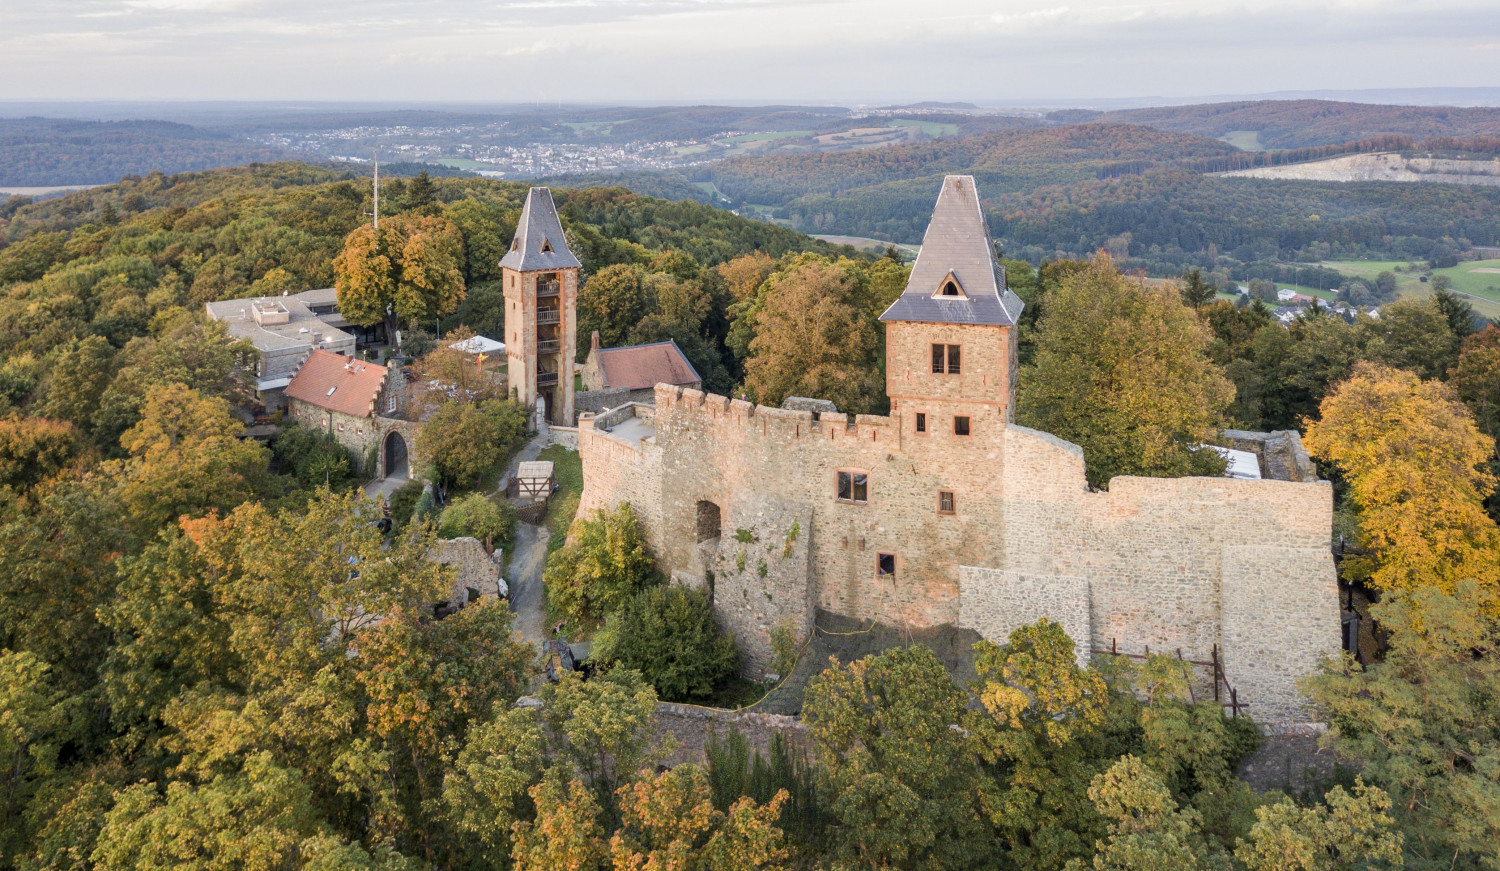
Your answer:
(0, 118), (293, 186)
(1054, 99), (1500, 149)
(2, 163), (1500, 867)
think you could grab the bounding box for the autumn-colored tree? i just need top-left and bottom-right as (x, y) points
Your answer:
(1067, 755), (1219, 871)
(0, 416), (75, 493)
(511, 772), (609, 871)
(410, 326), (503, 406)
(112, 383), (270, 534)
(1303, 361), (1500, 607)
(742, 259), (885, 413)
(1235, 779), (1403, 871)
(544, 504), (661, 630)
(610, 764), (789, 871)
(333, 213), (466, 347)
(714, 251), (777, 303)
(1018, 255), (1233, 488)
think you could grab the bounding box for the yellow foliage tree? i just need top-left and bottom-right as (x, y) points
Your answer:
(1303, 361), (1500, 609)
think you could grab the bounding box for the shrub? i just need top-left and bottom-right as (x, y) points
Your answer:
(543, 504), (660, 629)
(592, 585), (738, 702)
(270, 424), (357, 489)
(388, 479), (425, 529)
(419, 398), (528, 489)
(439, 492), (517, 551)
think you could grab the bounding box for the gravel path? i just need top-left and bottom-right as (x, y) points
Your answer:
(507, 519), (550, 647)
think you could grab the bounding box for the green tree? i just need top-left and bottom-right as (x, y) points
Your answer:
(0, 651), (66, 865)
(543, 504), (661, 630)
(418, 398), (526, 489)
(1068, 756), (1221, 871)
(0, 417), (75, 494)
(609, 764), (789, 871)
(1180, 268), (1217, 308)
(539, 669), (660, 810)
(803, 645), (986, 870)
(1360, 297), (1458, 380)
(1235, 779), (1403, 871)
(333, 213), (466, 347)
(592, 585), (738, 702)
(438, 492), (517, 552)
(1018, 255), (1233, 488)
(578, 264), (650, 353)
(40, 336), (113, 432)
(1306, 584), (1498, 870)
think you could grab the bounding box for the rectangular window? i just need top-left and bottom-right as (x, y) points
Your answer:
(931, 344), (962, 374)
(386, 391), (397, 414)
(954, 416), (971, 436)
(915, 412), (927, 433)
(938, 490), (955, 514)
(877, 553), (896, 577)
(837, 471), (868, 504)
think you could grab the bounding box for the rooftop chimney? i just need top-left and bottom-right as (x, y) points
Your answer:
(591, 330), (601, 352)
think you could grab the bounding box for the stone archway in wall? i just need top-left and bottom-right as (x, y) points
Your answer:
(383, 431), (409, 481)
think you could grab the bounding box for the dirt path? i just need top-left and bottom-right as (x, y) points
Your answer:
(507, 519), (550, 647)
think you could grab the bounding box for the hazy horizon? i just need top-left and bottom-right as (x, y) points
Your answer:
(4, 1), (1499, 105)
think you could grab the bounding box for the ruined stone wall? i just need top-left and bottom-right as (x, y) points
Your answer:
(578, 388), (1339, 723)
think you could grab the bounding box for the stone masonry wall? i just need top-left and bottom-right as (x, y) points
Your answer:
(695, 502), (814, 676)
(958, 568), (1091, 667)
(577, 388), (1339, 723)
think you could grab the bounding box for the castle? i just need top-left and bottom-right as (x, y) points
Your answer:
(565, 176), (1338, 724)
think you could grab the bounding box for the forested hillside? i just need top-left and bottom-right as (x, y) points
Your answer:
(1061, 99), (1500, 149)
(0, 118), (293, 186)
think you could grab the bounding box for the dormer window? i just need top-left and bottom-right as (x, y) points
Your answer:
(935, 270), (966, 298)
(540, 238), (554, 254)
(510, 238), (518, 252)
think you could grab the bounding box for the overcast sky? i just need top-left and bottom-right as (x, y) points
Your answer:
(3, 0), (1499, 105)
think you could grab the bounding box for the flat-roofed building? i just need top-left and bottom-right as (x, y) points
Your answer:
(206, 294), (357, 411)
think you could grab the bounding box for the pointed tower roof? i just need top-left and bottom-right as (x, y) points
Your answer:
(499, 187), (582, 272)
(879, 175), (1022, 326)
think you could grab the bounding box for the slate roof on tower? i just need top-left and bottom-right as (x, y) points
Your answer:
(879, 175), (1023, 327)
(499, 187), (582, 272)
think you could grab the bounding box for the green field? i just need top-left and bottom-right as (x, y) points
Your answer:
(724, 130), (813, 144)
(887, 119), (959, 136)
(1320, 259), (1500, 318)
(1220, 130), (1264, 151)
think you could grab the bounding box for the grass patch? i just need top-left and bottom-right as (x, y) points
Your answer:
(538, 443), (583, 554)
(1321, 259), (1500, 318)
(1220, 130), (1264, 151)
(886, 118), (959, 136)
(724, 130), (813, 144)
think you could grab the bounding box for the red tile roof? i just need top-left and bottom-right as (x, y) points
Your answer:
(285, 349), (388, 417)
(596, 340), (701, 391)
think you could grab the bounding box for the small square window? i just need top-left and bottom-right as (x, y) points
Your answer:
(915, 412), (927, 433)
(938, 490), (955, 514)
(877, 553), (896, 577)
(837, 471), (868, 504)
(954, 416), (971, 436)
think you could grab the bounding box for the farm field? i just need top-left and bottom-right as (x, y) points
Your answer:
(1219, 130), (1264, 151)
(887, 119), (959, 136)
(1321, 259), (1500, 318)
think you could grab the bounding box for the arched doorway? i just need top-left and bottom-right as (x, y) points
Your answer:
(696, 500), (722, 542)
(383, 431), (409, 480)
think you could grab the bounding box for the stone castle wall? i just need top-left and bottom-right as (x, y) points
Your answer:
(578, 386), (1339, 723)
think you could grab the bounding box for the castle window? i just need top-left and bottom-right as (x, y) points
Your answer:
(541, 238), (554, 254)
(938, 490), (955, 514)
(954, 416), (971, 436)
(932, 344), (961, 374)
(837, 470), (868, 505)
(877, 553), (896, 577)
(915, 412), (927, 433)
(386, 391), (397, 414)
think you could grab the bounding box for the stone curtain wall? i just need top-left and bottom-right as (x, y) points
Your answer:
(1221, 546), (1340, 723)
(693, 502), (814, 677)
(576, 389), (1339, 723)
(958, 568), (1091, 667)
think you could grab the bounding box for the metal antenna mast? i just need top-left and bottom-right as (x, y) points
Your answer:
(372, 151), (380, 231)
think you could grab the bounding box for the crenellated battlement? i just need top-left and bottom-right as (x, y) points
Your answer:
(654, 384), (904, 447)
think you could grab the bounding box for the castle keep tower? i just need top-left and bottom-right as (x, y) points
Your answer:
(879, 175), (1023, 427)
(501, 187), (580, 425)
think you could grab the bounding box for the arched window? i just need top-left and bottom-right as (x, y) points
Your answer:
(941, 280), (960, 296)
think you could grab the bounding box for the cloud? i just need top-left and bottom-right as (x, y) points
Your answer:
(0, 0), (1497, 101)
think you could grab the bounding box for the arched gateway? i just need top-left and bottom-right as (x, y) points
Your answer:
(383, 431), (409, 480)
